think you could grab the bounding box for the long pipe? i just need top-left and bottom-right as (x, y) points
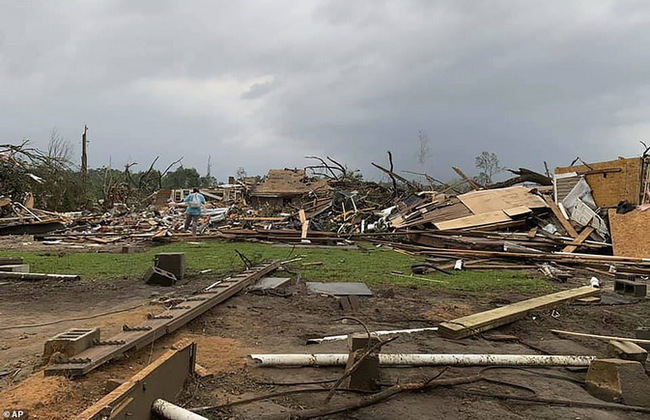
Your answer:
(306, 327), (439, 345)
(152, 399), (208, 420)
(249, 354), (596, 367)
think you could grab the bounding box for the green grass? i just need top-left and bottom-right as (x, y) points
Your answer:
(0, 241), (556, 295)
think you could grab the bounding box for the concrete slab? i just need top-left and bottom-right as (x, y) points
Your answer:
(306, 282), (373, 296)
(586, 358), (650, 407)
(249, 277), (292, 292)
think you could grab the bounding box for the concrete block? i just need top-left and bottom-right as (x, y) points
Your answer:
(345, 333), (381, 391)
(607, 340), (648, 364)
(144, 266), (177, 286)
(586, 358), (650, 407)
(636, 327), (650, 351)
(44, 328), (100, 360)
(0, 264), (30, 273)
(614, 279), (647, 297)
(155, 253), (186, 280)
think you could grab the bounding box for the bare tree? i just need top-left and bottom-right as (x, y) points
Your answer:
(475, 151), (502, 185)
(46, 129), (74, 167)
(417, 130), (430, 171)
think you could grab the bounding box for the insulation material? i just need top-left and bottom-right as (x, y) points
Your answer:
(608, 208), (650, 258)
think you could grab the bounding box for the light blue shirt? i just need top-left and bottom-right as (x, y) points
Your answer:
(184, 193), (205, 216)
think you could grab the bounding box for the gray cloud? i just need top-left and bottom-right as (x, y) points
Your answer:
(1, 0), (649, 183)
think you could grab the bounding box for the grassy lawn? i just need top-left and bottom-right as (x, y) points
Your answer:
(0, 241), (556, 294)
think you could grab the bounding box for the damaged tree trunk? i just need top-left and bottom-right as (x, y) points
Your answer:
(487, 168), (552, 189)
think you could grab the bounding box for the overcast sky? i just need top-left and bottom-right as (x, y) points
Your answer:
(1, 0), (649, 183)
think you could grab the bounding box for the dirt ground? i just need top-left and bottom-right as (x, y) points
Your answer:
(1, 259), (649, 419)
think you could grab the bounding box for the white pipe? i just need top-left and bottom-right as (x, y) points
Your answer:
(152, 399), (208, 420)
(306, 327), (439, 345)
(249, 353), (596, 367)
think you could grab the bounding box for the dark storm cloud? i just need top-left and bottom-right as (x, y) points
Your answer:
(1, 0), (649, 182)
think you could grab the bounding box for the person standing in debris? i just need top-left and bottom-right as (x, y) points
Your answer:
(183, 188), (206, 235)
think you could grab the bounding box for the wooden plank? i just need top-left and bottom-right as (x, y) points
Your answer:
(438, 286), (599, 339)
(458, 187), (546, 214)
(543, 195), (578, 238)
(503, 206), (532, 217)
(562, 226), (595, 253)
(434, 210), (511, 231)
(452, 166), (483, 190)
(299, 209), (308, 239)
(75, 341), (195, 420)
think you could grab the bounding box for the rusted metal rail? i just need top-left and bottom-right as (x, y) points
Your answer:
(46, 261), (280, 377)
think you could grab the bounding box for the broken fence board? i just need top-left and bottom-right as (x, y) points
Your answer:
(438, 286), (599, 339)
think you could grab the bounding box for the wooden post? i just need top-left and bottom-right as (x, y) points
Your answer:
(344, 334), (381, 391)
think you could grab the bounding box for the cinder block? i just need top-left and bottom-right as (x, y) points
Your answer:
(144, 266), (177, 286)
(614, 279), (647, 297)
(607, 340), (648, 364)
(0, 264), (30, 273)
(44, 328), (100, 360)
(586, 358), (650, 407)
(615, 272), (637, 281)
(155, 253), (186, 280)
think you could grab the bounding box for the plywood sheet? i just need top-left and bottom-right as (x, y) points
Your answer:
(555, 157), (642, 207)
(608, 208), (650, 258)
(458, 186), (546, 214)
(434, 210), (511, 231)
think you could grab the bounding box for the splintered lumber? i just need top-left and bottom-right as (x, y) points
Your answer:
(543, 195), (578, 238)
(438, 286), (599, 339)
(562, 226), (595, 253)
(452, 166), (484, 190)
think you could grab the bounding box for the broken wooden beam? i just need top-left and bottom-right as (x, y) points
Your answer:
(438, 286), (600, 339)
(562, 226), (595, 253)
(74, 340), (196, 420)
(543, 195), (578, 238)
